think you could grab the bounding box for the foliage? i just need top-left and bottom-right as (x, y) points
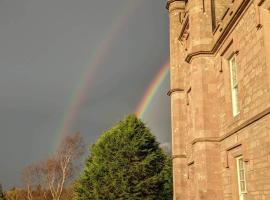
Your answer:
(159, 158), (173, 199)
(0, 183), (5, 200)
(21, 132), (85, 200)
(22, 165), (41, 200)
(5, 188), (25, 200)
(4, 186), (73, 200)
(74, 114), (172, 200)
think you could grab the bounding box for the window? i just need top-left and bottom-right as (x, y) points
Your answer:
(236, 156), (247, 200)
(229, 55), (239, 116)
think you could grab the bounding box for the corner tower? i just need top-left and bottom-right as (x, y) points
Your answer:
(167, 0), (226, 198)
(167, 0), (270, 198)
(167, 1), (188, 199)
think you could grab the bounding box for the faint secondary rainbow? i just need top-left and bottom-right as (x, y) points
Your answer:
(135, 61), (169, 119)
(53, 0), (143, 149)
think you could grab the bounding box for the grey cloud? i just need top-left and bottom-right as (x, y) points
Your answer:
(0, 0), (170, 189)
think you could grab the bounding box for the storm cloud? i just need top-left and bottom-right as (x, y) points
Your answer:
(0, 0), (170, 188)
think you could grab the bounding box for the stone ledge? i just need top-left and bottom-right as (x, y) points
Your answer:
(222, 106), (270, 141)
(172, 154), (187, 160)
(167, 88), (185, 96)
(191, 137), (220, 145)
(166, 0), (186, 10)
(191, 107), (270, 145)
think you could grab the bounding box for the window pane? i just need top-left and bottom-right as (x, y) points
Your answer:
(240, 181), (246, 192)
(237, 156), (247, 196)
(230, 55), (239, 116)
(240, 170), (244, 180)
(231, 57), (237, 87)
(232, 89), (239, 115)
(238, 158), (243, 169)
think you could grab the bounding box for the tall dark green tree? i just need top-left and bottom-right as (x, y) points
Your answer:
(73, 115), (172, 200)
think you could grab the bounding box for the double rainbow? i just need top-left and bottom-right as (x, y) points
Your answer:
(135, 61), (169, 119)
(53, 0), (170, 148)
(53, 0), (143, 148)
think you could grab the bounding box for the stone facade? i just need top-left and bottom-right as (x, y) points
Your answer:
(166, 0), (270, 199)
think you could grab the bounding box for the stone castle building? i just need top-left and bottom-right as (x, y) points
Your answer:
(166, 0), (270, 199)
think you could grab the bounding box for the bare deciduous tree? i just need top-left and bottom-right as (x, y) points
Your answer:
(22, 132), (85, 200)
(41, 132), (85, 200)
(21, 165), (40, 200)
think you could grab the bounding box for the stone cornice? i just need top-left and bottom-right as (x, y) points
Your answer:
(167, 88), (185, 96)
(191, 107), (270, 145)
(191, 137), (220, 145)
(226, 143), (242, 152)
(185, 0), (251, 63)
(172, 154), (187, 160)
(221, 106), (270, 141)
(166, 0), (186, 10)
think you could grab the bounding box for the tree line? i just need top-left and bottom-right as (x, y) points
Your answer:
(1, 115), (172, 200)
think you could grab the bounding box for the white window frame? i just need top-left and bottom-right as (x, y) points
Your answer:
(236, 156), (247, 200)
(229, 55), (240, 116)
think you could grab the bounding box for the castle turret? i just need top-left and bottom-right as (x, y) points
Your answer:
(167, 0), (223, 199)
(167, 1), (188, 200)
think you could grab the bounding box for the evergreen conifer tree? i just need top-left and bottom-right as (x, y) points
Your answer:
(73, 115), (172, 200)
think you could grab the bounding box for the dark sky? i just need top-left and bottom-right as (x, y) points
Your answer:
(0, 0), (170, 188)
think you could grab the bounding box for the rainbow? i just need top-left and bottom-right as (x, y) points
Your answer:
(53, 1), (143, 149)
(135, 61), (169, 119)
